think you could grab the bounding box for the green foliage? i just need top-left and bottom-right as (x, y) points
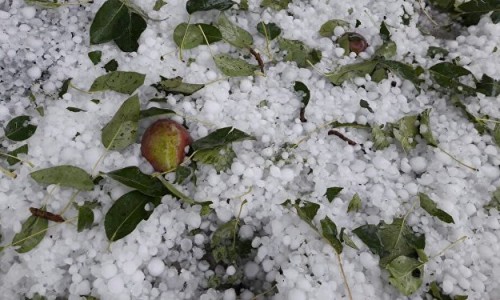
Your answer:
(371, 125), (392, 150)
(139, 107), (176, 119)
(3, 144), (28, 166)
(90, 0), (147, 52)
(104, 59), (118, 72)
(419, 109), (439, 147)
(104, 191), (161, 241)
(373, 41), (397, 59)
(484, 186), (500, 211)
(278, 38), (322, 68)
(193, 144), (236, 172)
(360, 100), (374, 113)
(319, 19), (349, 37)
(173, 23), (222, 49)
(326, 60), (378, 85)
(393, 114), (419, 152)
(320, 216), (343, 253)
(260, 0), (291, 10)
(25, 0), (62, 8)
(419, 193), (454, 224)
(429, 62), (476, 95)
(347, 193), (362, 213)
(256, 22), (282, 40)
(106, 166), (170, 197)
(12, 215), (48, 253)
(213, 54), (258, 77)
(153, 0), (167, 11)
(427, 281), (469, 300)
(88, 50), (102, 65)
(210, 219), (252, 264)
(30, 165), (94, 191)
(76, 202), (97, 232)
(353, 218), (426, 295)
(476, 74), (500, 97)
(186, 0), (235, 14)
(152, 76), (205, 95)
(89, 71), (145, 94)
(427, 46), (449, 59)
(217, 13), (253, 48)
(4, 116), (37, 142)
(101, 94), (140, 151)
(325, 187), (343, 203)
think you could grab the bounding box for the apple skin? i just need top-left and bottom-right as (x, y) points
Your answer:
(341, 32), (369, 54)
(141, 119), (192, 172)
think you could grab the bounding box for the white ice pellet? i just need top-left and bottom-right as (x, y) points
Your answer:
(280, 168), (295, 182)
(147, 258), (165, 276)
(101, 264), (118, 279)
(21, 7), (36, 19)
(287, 288), (307, 300)
(244, 262), (259, 279)
(27, 66), (42, 80)
(180, 239), (193, 251)
(409, 156), (427, 173)
(107, 276), (124, 294)
(226, 266), (236, 276)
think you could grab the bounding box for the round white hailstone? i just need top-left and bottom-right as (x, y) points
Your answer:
(344, 112), (356, 123)
(334, 47), (345, 57)
(409, 156), (427, 173)
(231, 161), (245, 176)
(187, 213), (201, 228)
(280, 168), (295, 182)
(76, 280), (91, 295)
(239, 225), (253, 239)
(194, 234), (205, 245)
(292, 123), (303, 135)
(101, 263), (118, 279)
(442, 278), (453, 294)
(147, 258), (165, 276)
(180, 238), (193, 252)
(226, 266), (236, 276)
(107, 276), (124, 294)
(223, 289), (237, 300)
(481, 165), (500, 178)
(359, 252), (378, 269)
(27, 66), (42, 80)
(244, 262), (259, 279)
(122, 261), (137, 276)
(372, 156), (390, 170)
(132, 270), (145, 282)
(206, 70), (217, 80)
(269, 166), (281, 178)
(240, 79), (252, 92)
(287, 288), (307, 300)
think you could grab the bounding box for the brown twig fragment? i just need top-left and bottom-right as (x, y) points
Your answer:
(249, 48), (265, 73)
(328, 130), (357, 145)
(30, 207), (65, 223)
(299, 108), (307, 123)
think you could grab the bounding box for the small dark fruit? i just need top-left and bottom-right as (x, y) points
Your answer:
(338, 32), (369, 54)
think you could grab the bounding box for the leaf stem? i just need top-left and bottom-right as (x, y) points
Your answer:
(0, 165), (16, 179)
(0, 151), (35, 168)
(437, 146), (478, 171)
(69, 82), (92, 94)
(198, 24), (215, 58)
(430, 236), (467, 260)
(179, 15), (192, 61)
(336, 252), (354, 300)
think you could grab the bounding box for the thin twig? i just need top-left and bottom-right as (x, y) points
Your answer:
(0, 165), (16, 179)
(336, 252), (354, 300)
(249, 47), (265, 73)
(30, 207), (65, 223)
(328, 130), (357, 146)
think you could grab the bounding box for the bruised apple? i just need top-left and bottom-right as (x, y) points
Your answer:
(338, 32), (369, 54)
(141, 119), (192, 172)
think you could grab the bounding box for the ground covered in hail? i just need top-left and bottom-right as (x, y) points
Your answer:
(1, 0), (500, 299)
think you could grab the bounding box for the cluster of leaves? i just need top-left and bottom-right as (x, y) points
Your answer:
(428, 0), (500, 25)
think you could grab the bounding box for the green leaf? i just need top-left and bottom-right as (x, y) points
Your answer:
(325, 60), (378, 85)
(88, 50), (102, 65)
(260, 0), (291, 10)
(107, 166), (170, 197)
(428, 0), (455, 12)
(427, 281), (469, 300)
(456, 0), (500, 26)
(256, 22), (282, 40)
(429, 62), (476, 95)
(484, 186), (500, 211)
(295, 200), (320, 225)
(294, 81), (310, 107)
(174, 165), (195, 184)
(377, 60), (422, 88)
(278, 38), (322, 68)
(153, 0), (167, 11)
(340, 228), (359, 250)
(213, 54), (258, 77)
(386, 256), (424, 296)
(153, 76), (205, 95)
(159, 178), (210, 208)
(24, 0), (62, 8)
(104, 59), (118, 72)
(419, 109), (439, 147)
(476, 74), (500, 96)
(353, 218), (426, 267)
(139, 107), (176, 119)
(90, 0), (130, 44)
(319, 19), (349, 37)
(89, 71), (145, 94)
(192, 127), (254, 151)
(347, 193), (362, 212)
(101, 94), (140, 151)
(325, 187), (343, 203)
(4, 116), (37, 142)
(360, 99), (374, 113)
(320, 216), (343, 254)
(374, 41), (397, 59)
(113, 12), (147, 52)
(427, 46), (449, 59)
(380, 21), (391, 41)
(66, 107), (86, 113)
(30, 165), (94, 191)
(58, 78), (72, 98)
(193, 145), (236, 172)
(210, 219), (251, 264)
(371, 125), (392, 150)
(173, 23), (222, 50)
(492, 11), (500, 23)
(393, 114), (419, 153)
(105, 191), (161, 241)
(77, 206), (94, 232)
(186, 0), (235, 14)
(419, 193), (454, 224)
(3, 144), (28, 166)
(12, 215), (48, 253)
(493, 124), (500, 148)
(217, 13), (253, 48)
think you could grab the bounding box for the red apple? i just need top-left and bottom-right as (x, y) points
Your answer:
(338, 32), (369, 54)
(141, 119), (192, 172)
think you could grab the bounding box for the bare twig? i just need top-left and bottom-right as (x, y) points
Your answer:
(249, 48), (265, 73)
(328, 130), (357, 146)
(30, 207), (65, 223)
